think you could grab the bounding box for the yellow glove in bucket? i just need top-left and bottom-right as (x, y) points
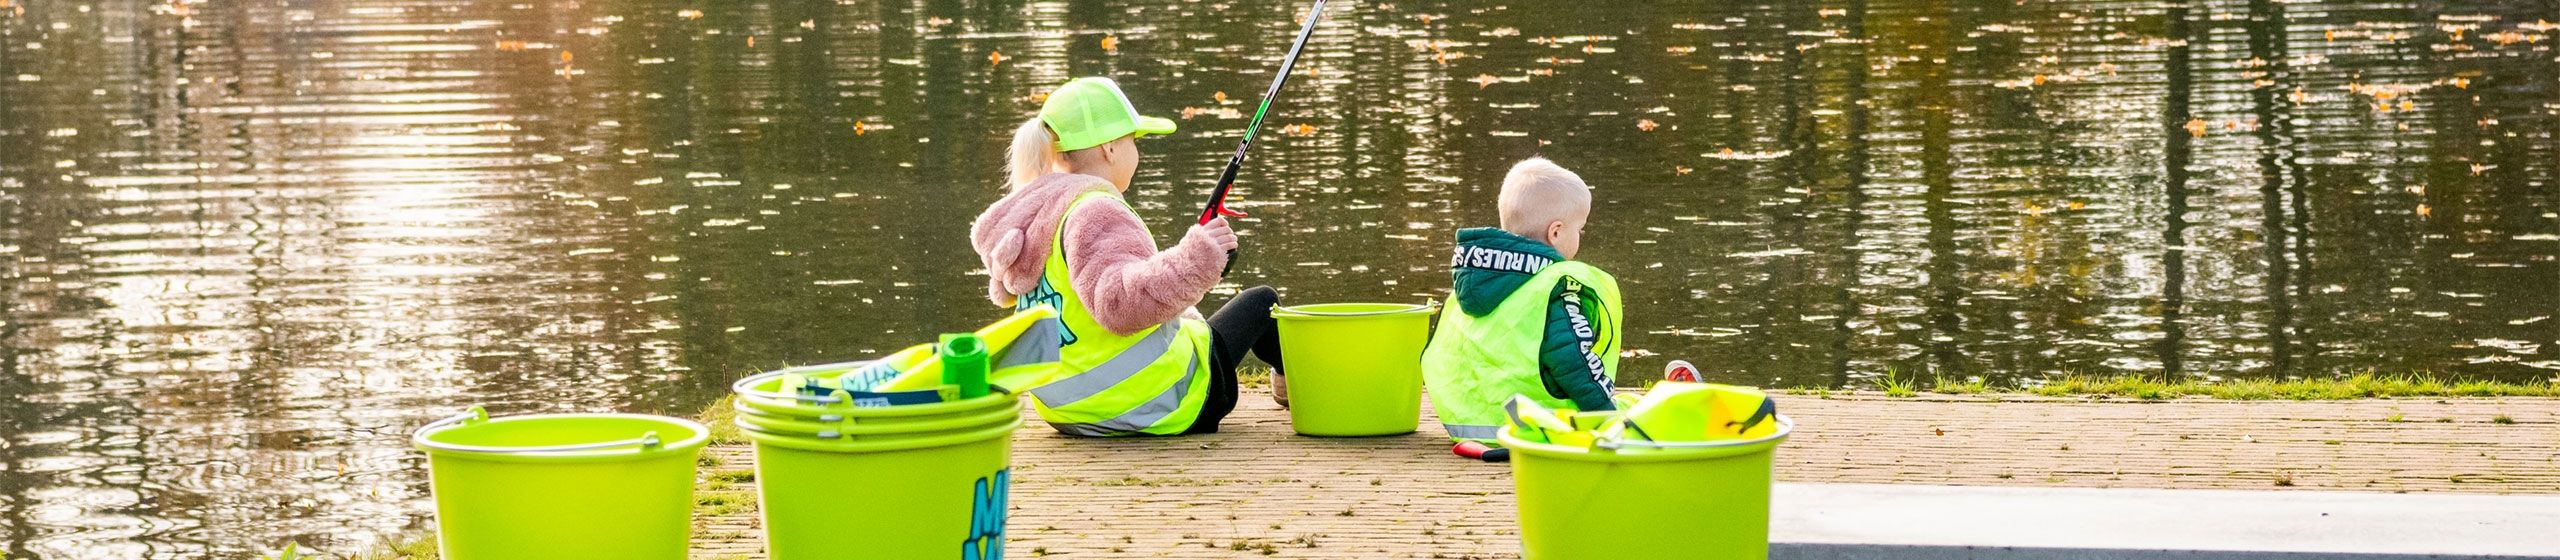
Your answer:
(1610, 382), (1780, 442)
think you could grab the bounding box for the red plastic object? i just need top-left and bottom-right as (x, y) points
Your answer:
(1453, 441), (1510, 463)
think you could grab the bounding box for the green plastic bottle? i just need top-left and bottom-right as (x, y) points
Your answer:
(939, 333), (990, 399)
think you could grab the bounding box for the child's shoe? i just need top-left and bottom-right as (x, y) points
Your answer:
(1272, 370), (1290, 408)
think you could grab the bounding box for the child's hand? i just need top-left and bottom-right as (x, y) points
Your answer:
(1194, 217), (1240, 252)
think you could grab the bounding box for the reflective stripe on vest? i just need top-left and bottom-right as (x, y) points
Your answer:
(1443, 424), (1503, 441)
(1420, 260), (1624, 443)
(1048, 352), (1198, 437)
(995, 317), (1066, 375)
(1029, 319), (1179, 407)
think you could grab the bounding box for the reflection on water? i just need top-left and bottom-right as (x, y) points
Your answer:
(2, 0), (2556, 555)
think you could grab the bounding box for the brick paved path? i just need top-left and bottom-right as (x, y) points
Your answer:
(689, 394), (2559, 558)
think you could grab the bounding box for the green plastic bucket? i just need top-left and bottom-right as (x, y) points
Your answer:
(1498, 415), (1793, 559)
(1271, 302), (1437, 436)
(411, 407), (709, 560)
(748, 414), (1021, 560)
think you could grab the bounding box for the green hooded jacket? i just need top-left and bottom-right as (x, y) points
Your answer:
(1446, 228), (1617, 411)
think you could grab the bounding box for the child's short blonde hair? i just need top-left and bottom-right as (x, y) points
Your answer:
(1497, 157), (1592, 237)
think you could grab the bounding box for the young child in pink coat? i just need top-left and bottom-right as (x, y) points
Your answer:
(971, 77), (1287, 435)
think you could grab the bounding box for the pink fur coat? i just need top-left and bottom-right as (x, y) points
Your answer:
(971, 173), (1226, 336)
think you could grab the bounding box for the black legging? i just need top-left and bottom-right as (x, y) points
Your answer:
(1184, 286), (1284, 434)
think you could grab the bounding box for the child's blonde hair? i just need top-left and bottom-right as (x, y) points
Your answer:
(1006, 117), (1066, 190)
(1497, 157), (1592, 238)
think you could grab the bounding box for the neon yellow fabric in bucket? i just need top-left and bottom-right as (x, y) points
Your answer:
(411, 407), (709, 560)
(749, 415), (1021, 560)
(733, 371), (1023, 423)
(1499, 411), (1792, 559)
(1271, 302), (1437, 436)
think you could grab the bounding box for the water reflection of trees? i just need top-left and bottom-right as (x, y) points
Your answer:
(5, 0), (2560, 556)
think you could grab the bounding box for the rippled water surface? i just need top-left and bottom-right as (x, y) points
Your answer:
(2, 0), (2557, 555)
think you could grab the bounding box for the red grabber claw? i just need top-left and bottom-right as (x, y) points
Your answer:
(1453, 441), (1510, 463)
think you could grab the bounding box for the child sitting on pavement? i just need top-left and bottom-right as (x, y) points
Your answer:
(1421, 157), (1625, 459)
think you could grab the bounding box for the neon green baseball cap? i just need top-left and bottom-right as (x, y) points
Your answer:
(1039, 77), (1178, 152)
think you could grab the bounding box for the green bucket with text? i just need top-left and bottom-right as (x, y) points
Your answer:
(411, 407), (709, 560)
(746, 415), (1020, 560)
(1499, 415), (1792, 559)
(1271, 302), (1437, 436)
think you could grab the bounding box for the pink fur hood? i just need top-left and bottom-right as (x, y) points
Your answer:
(971, 173), (1226, 335)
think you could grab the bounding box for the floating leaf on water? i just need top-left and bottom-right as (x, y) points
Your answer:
(1705, 148), (1791, 161)
(988, 49), (1005, 65)
(1101, 35), (1119, 51)
(1472, 74), (1500, 88)
(1636, 119), (1659, 132)
(1179, 106), (1242, 120)
(1214, 90), (1228, 103)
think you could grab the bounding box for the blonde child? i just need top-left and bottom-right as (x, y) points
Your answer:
(970, 77), (1286, 436)
(1420, 158), (1625, 456)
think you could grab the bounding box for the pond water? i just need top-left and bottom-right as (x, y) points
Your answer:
(2, 0), (2556, 555)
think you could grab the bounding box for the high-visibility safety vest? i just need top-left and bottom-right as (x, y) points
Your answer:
(1420, 261), (1623, 442)
(1013, 191), (1215, 437)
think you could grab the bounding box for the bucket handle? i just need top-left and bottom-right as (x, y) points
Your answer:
(1273, 300), (1439, 317)
(413, 406), (666, 454)
(728, 361), (879, 405)
(734, 419), (843, 439)
(1590, 415), (1793, 451)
